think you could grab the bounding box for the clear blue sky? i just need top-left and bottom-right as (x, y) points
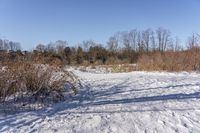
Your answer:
(0, 0), (200, 50)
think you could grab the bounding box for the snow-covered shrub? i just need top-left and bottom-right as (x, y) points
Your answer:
(0, 61), (77, 107)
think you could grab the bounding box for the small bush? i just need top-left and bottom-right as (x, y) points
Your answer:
(0, 61), (77, 105)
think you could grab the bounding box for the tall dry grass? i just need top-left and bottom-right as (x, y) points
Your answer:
(138, 48), (200, 71)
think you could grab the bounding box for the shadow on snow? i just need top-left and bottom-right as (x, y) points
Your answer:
(1, 80), (200, 132)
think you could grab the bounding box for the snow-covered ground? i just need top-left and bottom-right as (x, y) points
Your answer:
(1, 70), (200, 133)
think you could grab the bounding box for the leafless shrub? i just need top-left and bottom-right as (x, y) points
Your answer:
(0, 61), (77, 105)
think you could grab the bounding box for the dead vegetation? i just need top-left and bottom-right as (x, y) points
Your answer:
(0, 61), (78, 112)
(138, 48), (200, 71)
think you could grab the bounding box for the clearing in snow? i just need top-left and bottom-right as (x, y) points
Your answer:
(1, 70), (200, 133)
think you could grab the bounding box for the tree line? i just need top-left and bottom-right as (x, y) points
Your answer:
(1, 27), (200, 70)
(32, 27), (190, 65)
(0, 39), (21, 51)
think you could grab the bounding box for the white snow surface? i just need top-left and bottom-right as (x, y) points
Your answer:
(1, 70), (200, 133)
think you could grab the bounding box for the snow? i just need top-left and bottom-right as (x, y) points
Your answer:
(1, 70), (200, 133)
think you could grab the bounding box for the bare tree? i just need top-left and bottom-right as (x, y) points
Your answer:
(156, 27), (171, 52)
(150, 31), (156, 51)
(188, 34), (199, 49)
(55, 40), (67, 54)
(9, 41), (15, 51)
(46, 42), (55, 53)
(36, 44), (46, 52)
(13, 42), (21, 51)
(107, 35), (119, 52)
(142, 29), (153, 52)
(122, 31), (131, 50)
(129, 29), (138, 51)
(3, 39), (9, 51)
(137, 31), (143, 52)
(174, 37), (181, 51)
(0, 39), (21, 51)
(82, 40), (96, 52)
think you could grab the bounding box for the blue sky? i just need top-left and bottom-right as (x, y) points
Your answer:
(0, 0), (200, 50)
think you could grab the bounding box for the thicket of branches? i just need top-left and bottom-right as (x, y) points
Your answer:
(0, 39), (21, 51)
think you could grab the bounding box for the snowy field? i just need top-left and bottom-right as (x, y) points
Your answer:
(1, 70), (200, 133)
